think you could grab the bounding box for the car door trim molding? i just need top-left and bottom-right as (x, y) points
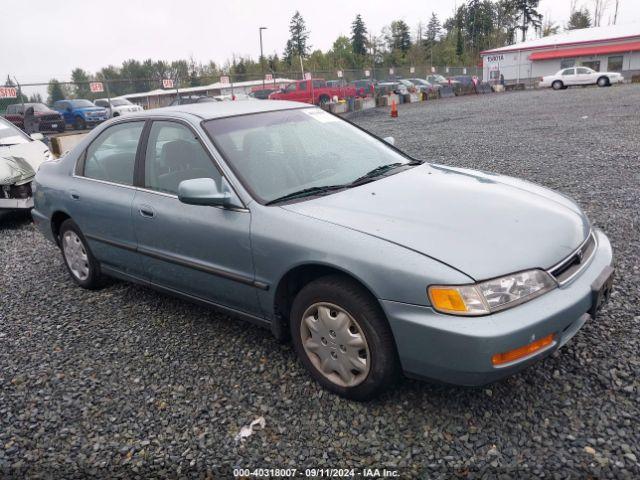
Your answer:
(85, 233), (268, 290)
(100, 263), (270, 328)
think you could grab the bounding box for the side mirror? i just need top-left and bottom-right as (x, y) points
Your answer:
(30, 133), (45, 141)
(178, 177), (243, 208)
(383, 136), (395, 146)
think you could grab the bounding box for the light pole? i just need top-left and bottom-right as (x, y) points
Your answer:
(259, 26), (267, 89)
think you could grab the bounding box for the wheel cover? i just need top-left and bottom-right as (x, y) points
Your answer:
(62, 231), (90, 281)
(300, 302), (371, 388)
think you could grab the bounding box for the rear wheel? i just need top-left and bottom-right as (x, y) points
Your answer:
(59, 219), (104, 289)
(552, 80), (564, 90)
(57, 123), (66, 133)
(318, 95), (330, 107)
(597, 76), (610, 87)
(290, 275), (399, 400)
(74, 116), (86, 130)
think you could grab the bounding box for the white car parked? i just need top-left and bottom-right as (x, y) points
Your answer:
(0, 117), (52, 211)
(540, 67), (624, 90)
(94, 98), (143, 118)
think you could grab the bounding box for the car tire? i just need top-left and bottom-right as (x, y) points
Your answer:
(289, 275), (399, 401)
(59, 219), (104, 289)
(597, 76), (610, 87)
(74, 116), (86, 130)
(552, 80), (564, 90)
(318, 95), (330, 107)
(57, 123), (66, 133)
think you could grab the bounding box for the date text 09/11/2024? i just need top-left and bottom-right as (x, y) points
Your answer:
(232, 468), (400, 477)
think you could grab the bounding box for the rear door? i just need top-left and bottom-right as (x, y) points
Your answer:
(132, 119), (261, 316)
(561, 68), (577, 85)
(69, 120), (146, 277)
(576, 67), (595, 85)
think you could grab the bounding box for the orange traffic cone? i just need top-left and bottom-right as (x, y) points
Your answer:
(390, 100), (398, 118)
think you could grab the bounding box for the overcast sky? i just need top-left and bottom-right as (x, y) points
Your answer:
(2, 0), (639, 86)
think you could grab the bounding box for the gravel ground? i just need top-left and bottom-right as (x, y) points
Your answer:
(1, 85), (639, 478)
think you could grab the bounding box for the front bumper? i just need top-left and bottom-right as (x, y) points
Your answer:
(383, 229), (613, 386)
(0, 196), (34, 210)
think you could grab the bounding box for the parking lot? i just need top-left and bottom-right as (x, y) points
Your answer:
(1, 85), (639, 477)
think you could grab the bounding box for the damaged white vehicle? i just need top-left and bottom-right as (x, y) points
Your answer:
(0, 117), (53, 211)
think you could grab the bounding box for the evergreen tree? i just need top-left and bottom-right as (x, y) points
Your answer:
(351, 14), (368, 56)
(284, 11), (311, 64)
(513, 0), (542, 41)
(71, 68), (91, 98)
(426, 13), (441, 42)
(388, 20), (411, 53)
(47, 79), (66, 104)
(566, 8), (591, 30)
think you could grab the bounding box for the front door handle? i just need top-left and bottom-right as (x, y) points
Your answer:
(69, 190), (80, 200)
(139, 205), (155, 218)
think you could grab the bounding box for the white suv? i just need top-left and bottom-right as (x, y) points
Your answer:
(94, 98), (143, 118)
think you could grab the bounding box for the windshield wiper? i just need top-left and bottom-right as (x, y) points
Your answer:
(350, 161), (420, 186)
(265, 184), (347, 205)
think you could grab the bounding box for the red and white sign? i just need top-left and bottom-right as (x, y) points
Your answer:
(336, 70), (343, 78)
(220, 75), (230, 84)
(410, 66), (415, 74)
(304, 72), (312, 80)
(389, 68), (395, 75)
(162, 78), (174, 89)
(0, 86), (18, 98)
(472, 75), (479, 86)
(89, 82), (104, 93)
(431, 66), (436, 73)
(265, 73), (273, 81)
(364, 70), (370, 77)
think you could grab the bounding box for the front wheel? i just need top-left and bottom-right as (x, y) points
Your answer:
(59, 219), (104, 289)
(552, 80), (564, 90)
(597, 76), (610, 87)
(74, 116), (86, 130)
(290, 275), (399, 400)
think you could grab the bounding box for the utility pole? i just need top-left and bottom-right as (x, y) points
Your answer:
(259, 27), (267, 89)
(613, 0), (619, 24)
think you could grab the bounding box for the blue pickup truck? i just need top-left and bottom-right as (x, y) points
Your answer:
(52, 99), (109, 130)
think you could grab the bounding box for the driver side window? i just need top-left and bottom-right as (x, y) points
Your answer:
(144, 121), (221, 195)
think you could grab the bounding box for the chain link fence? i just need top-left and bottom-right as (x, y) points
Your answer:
(1, 65), (491, 133)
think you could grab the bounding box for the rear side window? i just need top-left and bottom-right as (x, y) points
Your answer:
(561, 69), (575, 76)
(312, 80), (326, 88)
(82, 122), (144, 185)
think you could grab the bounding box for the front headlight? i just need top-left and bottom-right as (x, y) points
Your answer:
(428, 269), (557, 316)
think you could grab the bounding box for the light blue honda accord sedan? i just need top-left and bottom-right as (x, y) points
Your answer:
(32, 101), (614, 400)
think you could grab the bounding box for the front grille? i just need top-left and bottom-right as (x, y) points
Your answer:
(40, 114), (61, 122)
(1, 182), (32, 199)
(548, 232), (596, 285)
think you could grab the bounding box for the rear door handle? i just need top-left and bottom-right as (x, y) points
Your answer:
(70, 190), (80, 200)
(139, 205), (155, 218)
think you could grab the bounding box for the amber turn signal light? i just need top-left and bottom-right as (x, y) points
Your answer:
(491, 334), (555, 366)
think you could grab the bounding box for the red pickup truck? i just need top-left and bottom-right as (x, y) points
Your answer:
(268, 78), (356, 105)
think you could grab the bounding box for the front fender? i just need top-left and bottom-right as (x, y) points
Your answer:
(251, 205), (473, 319)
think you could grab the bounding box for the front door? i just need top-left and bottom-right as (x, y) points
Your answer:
(132, 120), (261, 316)
(68, 120), (146, 276)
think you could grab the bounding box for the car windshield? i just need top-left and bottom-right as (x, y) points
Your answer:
(204, 108), (415, 204)
(110, 99), (132, 106)
(0, 118), (30, 146)
(70, 100), (95, 108)
(411, 79), (428, 85)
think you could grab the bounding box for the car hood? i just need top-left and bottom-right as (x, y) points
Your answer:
(282, 164), (590, 280)
(0, 141), (49, 185)
(78, 107), (106, 113)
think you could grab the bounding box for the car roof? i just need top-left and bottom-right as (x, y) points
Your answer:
(153, 100), (311, 120)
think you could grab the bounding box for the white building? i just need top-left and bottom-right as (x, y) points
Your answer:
(122, 78), (294, 109)
(481, 23), (640, 85)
